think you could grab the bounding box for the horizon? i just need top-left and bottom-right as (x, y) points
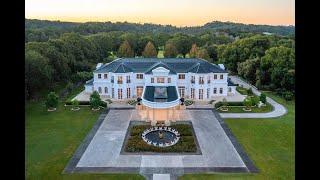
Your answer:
(25, 0), (295, 27)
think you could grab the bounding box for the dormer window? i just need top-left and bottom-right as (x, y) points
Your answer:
(104, 74), (108, 79)
(98, 74), (101, 79)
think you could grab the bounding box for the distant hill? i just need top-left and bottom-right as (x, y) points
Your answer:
(25, 19), (294, 40)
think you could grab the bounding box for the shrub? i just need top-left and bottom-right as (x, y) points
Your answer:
(90, 91), (102, 109)
(222, 98), (228, 109)
(251, 96), (260, 106)
(184, 100), (194, 106)
(260, 93), (267, 104)
(283, 91), (294, 101)
(72, 99), (79, 107)
(247, 88), (253, 96)
(45, 92), (59, 109)
(243, 97), (252, 110)
(215, 101), (244, 108)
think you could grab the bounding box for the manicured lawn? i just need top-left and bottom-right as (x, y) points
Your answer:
(26, 99), (144, 179)
(180, 92), (295, 180)
(216, 103), (273, 113)
(236, 86), (249, 95)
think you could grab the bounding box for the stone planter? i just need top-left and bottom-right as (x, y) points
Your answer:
(91, 107), (100, 111)
(242, 108), (252, 112)
(47, 107), (56, 112)
(220, 108), (229, 112)
(71, 107), (80, 111)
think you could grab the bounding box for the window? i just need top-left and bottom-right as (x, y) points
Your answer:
(213, 88), (217, 94)
(111, 76), (114, 83)
(126, 76), (130, 83)
(98, 74), (101, 79)
(228, 87), (232, 92)
(104, 87), (108, 94)
(220, 88), (223, 94)
(136, 86), (143, 97)
(207, 88), (210, 99)
(207, 76), (211, 84)
(191, 88), (195, 99)
(199, 77), (204, 84)
(104, 74), (108, 79)
(151, 78), (154, 83)
(178, 86), (185, 98)
(199, 89), (203, 99)
(191, 76), (195, 84)
(220, 74), (223, 79)
(127, 88), (131, 98)
(98, 87), (102, 93)
(214, 74), (217, 79)
(118, 89), (123, 99)
(136, 74), (143, 79)
(178, 74), (185, 79)
(157, 77), (165, 83)
(168, 77), (171, 83)
(117, 76), (123, 84)
(112, 88), (114, 98)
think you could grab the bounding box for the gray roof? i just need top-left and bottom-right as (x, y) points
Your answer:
(94, 58), (227, 74)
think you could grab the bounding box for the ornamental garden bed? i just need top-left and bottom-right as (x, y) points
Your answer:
(122, 122), (200, 154)
(216, 102), (273, 113)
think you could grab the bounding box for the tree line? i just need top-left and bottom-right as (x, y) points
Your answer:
(25, 28), (294, 100)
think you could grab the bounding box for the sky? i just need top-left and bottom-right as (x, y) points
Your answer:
(25, 0), (295, 27)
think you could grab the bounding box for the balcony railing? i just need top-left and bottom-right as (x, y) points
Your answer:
(117, 81), (123, 84)
(199, 80), (204, 84)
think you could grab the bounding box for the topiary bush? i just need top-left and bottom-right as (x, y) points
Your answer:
(243, 97), (252, 110)
(90, 91), (102, 109)
(251, 96), (260, 106)
(260, 93), (267, 104)
(45, 92), (59, 110)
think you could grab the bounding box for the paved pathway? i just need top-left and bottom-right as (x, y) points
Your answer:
(219, 76), (287, 119)
(69, 109), (254, 178)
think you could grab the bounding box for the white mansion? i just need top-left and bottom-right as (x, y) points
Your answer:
(85, 58), (237, 104)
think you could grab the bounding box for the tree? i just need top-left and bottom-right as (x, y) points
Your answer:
(189, 44), (198, 58)
(45, 92), (59, 110)
(243, 97), (252, 111)
(196, 48), (210, 60)
(260, 93), (267, 104)
(237, 58), (260, 85)
(164, 41), (178, 58)
(167, 34), (192, 57)
(90, 91), (102, 109)
(118, 40), (134, 57)
(25, 50), (54, 99)
(205, 44), (218, 63)
(251, 96), (260, 106)
(142, 41), (157, 57)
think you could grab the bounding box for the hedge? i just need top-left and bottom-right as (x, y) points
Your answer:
(215, 101), (244, 108)
(65, 100), (107, 107)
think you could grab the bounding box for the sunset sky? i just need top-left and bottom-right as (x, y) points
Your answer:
(25, 0), (295, 27)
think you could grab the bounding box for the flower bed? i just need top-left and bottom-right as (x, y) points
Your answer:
(124, 124), (197, 153)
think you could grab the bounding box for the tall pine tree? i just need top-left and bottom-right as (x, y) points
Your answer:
(189, 43), (198, 58)
(164, 41), (178, 58)
(142, 41), (157, 57)
(118, 40), (134, 57)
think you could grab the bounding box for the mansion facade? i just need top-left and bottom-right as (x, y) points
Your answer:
(84, 58), (237, 102)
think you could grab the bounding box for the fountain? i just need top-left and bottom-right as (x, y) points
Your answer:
(142, 126), (180, 147)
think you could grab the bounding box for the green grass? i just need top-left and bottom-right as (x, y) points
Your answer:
(26, 98), (144, 179)
(180, 91), (295, 180)
(157, 50), (164, 58)
(216, 103), (273, 113)
(236, 86), (249, 95)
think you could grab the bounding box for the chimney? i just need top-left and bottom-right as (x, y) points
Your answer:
(218, 64), (225, 70)
(96, 63), (103, 70)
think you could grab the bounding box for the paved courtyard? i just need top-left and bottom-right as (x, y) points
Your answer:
(64, 109), (257, 179)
